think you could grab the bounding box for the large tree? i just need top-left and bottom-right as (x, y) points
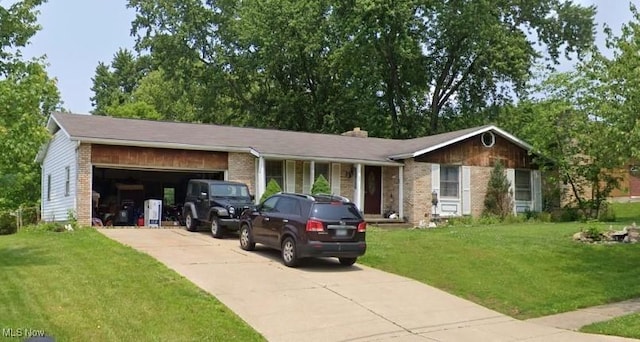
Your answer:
(119, 0), (594, 137)
(0, 0), (60, 210)
(498, 3), (640, 218)
(90, 48), (150, 115)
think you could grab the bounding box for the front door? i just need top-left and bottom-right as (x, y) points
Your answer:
(364, 166), (381, 214)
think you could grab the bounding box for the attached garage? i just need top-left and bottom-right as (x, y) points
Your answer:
(90, 145), (228, 226)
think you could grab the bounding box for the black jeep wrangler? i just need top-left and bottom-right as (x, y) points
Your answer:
(183, 179), (255, 238)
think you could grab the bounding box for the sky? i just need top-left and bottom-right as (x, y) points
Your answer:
(14, 0), (640, 114)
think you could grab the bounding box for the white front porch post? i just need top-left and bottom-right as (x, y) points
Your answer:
(355, 163), (363, 212)
(398, 165), (404, 220)
(257, 157), (266, 204)
(310, 160), (315, 185)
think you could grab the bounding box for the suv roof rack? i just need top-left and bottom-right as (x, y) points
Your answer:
(277, 192), (316, 201)
(313, 193), (351, 203)
(275, 192), (351, 203)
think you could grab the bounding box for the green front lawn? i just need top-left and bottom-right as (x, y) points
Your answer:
(0, 228), (264, 342)
(360, 221), (640, 320)
(581, 313), (640, 339)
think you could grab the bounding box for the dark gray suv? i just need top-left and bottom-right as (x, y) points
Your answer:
(183, 179), (254, 238)
(239, 193), (367, 267)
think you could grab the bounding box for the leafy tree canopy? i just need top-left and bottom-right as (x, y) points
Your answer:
(93, 0), (595, 138)
(0, 0), (60, 210)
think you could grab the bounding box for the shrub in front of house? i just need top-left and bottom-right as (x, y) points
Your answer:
(311, 174), (331, 195)
(483, 161), (513, 218)
(260, 179), (282, 203)
(0, 212), (17, 235)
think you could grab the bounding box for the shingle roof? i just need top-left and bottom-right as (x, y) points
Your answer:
(47, 112), (531, 164)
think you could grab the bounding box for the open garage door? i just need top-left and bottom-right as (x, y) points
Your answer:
(92, 166), (224, 226)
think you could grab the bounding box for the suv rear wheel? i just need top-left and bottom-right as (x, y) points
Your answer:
(281, 237), (299, 267)
(239, 225), (255, 251)
(210, 215), (224, 239)
(338, 257), (357, 266)
(185, 212), (197, 232)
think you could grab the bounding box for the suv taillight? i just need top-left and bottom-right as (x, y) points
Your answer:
(306, 219), (324, 232)
(357, 222), (367, 232)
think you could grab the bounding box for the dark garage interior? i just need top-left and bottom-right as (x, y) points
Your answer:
(92, 166), (224, 226)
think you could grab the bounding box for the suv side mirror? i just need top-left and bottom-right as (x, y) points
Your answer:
(250, 194), (255, 201)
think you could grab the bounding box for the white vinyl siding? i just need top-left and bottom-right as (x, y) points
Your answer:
(65, 166), (71, 196)
(41, 130), (77, 221)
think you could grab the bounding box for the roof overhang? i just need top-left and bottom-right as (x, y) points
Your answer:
(69, 137), (260, 156)
(257, 153), (402, 166)
(388, 125), (533, 159)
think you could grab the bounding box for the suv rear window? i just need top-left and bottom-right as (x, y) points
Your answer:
(310, 203), (362, 220)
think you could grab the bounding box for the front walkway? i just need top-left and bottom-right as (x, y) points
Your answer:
(527, 298), (640, 331)
(99, 229), (638, 341)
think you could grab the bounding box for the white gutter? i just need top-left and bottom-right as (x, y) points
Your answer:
(72, 137), (259, 155)
(389, 125), (534, 159)
(258, 153), (402, 166)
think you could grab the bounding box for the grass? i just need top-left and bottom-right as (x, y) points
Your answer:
(359, 220), (640, 320)
(0, 228), (264, 342)
(581, 313), (640, 339)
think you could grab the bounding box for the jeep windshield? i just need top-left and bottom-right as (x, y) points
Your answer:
(210, 184), (251, 198)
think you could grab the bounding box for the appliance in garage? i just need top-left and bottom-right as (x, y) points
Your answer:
(144, 199), (162, 228)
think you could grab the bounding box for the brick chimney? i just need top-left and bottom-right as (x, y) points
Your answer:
(341, 127), (368, 138)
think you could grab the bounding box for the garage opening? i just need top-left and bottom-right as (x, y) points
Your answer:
(92, 166), (224, 226)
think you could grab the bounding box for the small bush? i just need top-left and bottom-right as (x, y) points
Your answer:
(552, 207), (582, 222)
(260, 179), (282, 203)
(483, 161), (513, 218)
(311, 174), (331, 195)
(478, 214), (502, 225)
(583, 226), (602, 241)
(534, 212), (552, 223)
(503, 214), (527, 224)
(0, 212), (17, 235)
(37, 222), (67, 232)
(598, 204), (616, 222)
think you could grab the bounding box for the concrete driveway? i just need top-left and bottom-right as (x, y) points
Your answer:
(99, 229), (636, 342)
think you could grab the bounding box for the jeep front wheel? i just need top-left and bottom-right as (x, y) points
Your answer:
(210, 215), (224, 239)
(185, 212), (197, 232)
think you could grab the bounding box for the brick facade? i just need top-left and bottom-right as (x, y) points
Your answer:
(470, 166), (492, 217)
(403, 159), (432, 225)
(339, 163), (354, 199)
(76, 143), (92, 226)
(227, 153), (257, 196)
